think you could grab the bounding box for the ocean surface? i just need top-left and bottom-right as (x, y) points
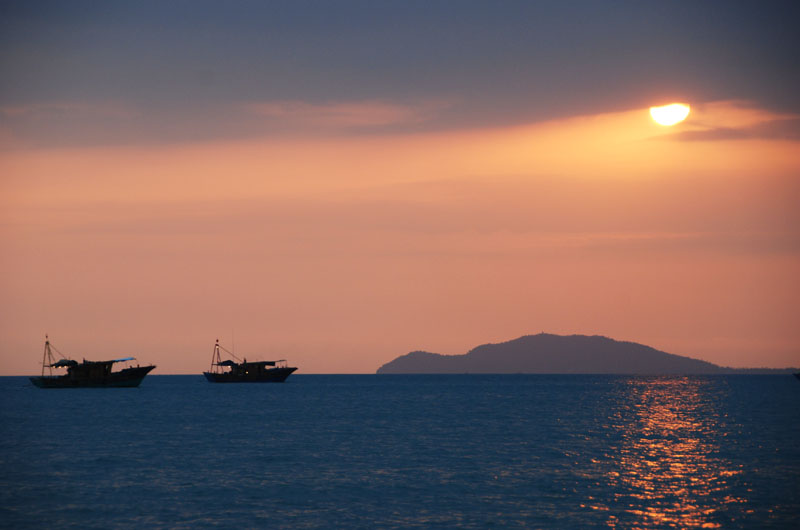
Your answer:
(1, 374), (799, 529)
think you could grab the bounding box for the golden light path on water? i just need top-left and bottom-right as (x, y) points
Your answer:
(595, 377), (749, 528)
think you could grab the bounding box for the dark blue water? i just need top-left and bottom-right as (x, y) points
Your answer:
(1, 375), (799, 528)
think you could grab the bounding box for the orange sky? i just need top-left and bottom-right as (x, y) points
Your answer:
(1, 99), (798, 373)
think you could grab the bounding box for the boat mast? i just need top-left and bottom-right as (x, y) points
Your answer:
(210, 339), (222, 373)
(42, 335), (54, 377)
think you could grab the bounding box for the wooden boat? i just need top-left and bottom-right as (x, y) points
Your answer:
(203, 339), (297, 383)
(30, 336), (155, 388)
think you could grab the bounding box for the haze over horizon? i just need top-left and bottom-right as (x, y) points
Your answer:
(2, 1), (798, 375)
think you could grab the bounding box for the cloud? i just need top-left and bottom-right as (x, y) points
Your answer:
(668, 118), (800, 142)
(244, 99), (451, 131)
(0, 98), (455, 149)
(0, 101), (141, 149)
(0, 102), (138, 120)
(656, 100), (800, 142)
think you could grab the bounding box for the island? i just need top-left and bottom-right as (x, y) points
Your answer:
(376, 333), (797, 375)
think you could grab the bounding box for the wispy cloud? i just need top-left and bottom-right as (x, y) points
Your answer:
(0, 102), (138, 119)
(244, 99), (451, 131)
(659, 100), (800, 142)
(669, 118), (800, 142)
(0, 98), (455, 148)
(0, 102), (142, 149)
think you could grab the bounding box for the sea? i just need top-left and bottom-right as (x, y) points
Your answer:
(1, 374), (799, 529)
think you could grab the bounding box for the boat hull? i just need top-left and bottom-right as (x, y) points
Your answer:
(30, 365), (156, 388)
(203, 367), (297, 383)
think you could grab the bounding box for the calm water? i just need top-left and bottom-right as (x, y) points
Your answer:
(1, 375), (799, 528)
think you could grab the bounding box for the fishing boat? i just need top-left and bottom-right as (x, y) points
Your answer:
(203, 339), (297, 383)
(30, 336), (155, 388)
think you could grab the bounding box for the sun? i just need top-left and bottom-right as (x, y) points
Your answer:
(649, 103), (690, 126)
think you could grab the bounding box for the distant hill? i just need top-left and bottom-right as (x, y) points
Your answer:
(376, 334), (797, 374)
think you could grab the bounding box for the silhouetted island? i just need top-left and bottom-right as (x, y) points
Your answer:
(376, 334), (797, 375)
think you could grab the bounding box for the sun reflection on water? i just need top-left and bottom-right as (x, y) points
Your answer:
(598, 377), (747, 528)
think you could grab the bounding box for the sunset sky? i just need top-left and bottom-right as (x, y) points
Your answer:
(2, 1), (798, 374)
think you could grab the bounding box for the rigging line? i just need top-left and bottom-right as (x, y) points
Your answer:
(49, 342), (69, 360)
(218, 344), (243, 362)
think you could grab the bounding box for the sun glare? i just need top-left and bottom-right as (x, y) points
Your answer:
(650, 103), (690, 126)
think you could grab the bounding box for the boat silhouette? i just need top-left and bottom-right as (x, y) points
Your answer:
(204, 339), (297, 383)
(30, 336), (155, 388)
